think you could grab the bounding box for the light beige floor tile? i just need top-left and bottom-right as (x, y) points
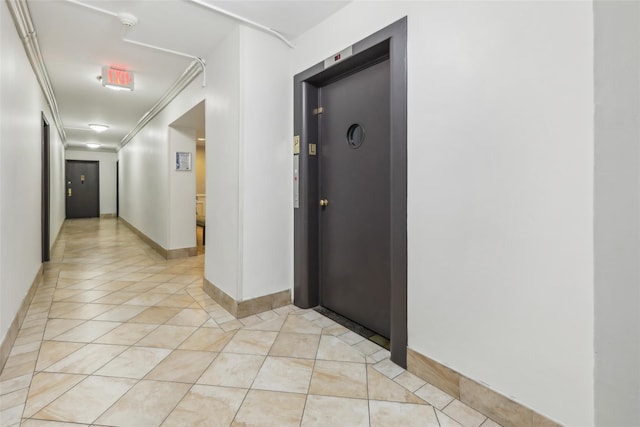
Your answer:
(21, 419), (89, 426)
(367, 348), (391, 364)
(93, 280), (137, 291)
(128, 306), (182, 324)
(156, 293), (197, 308)
(338, 331), (366, 345)
(0, 374), (32, 396)
(35, 341), (85, 371)
(161, 385), (246, 427)
(301, 395), (369, 427)
(394, 370), (427, 392)
(95, 380), (190, 427)
(367, 366), (425, 404)
(369, 400), (440, 427)
(281, 315), (322, 334)
(154, 282), (189, 294)
(316, 335), (366, 363)
(252, 356), (314, 394)
(415, 382), (455, 410)
(60, 290), (112, 303)
(23, 372), (86, 418)
(222, 330), (277, 355)
(256, 310), (280, 321)
(0, 403), (24, 426)
(124, 292), (169, 306)
(372, 358), (405, 379)
(42, 319), (85, 340)
(481, 419), (503, 427)
(443, 399), (487, 427)
(354, 339), (384, 356)
(134, 325), (197, 349)
(4, 350), (38, 370)
(269, 332), (320, 359)
(43, 343), (127, 374)
(49, 320), (121, 343)
(33, 376), (136, 424)
(165, 308), (210, 326)
(145, 273), (177, 283)
(92, 291), (141, 305)
(198, 353), (264, 388)
(219, 319), (243, 331)
(93, 305), (148, 322)
(309, 360), (368, 399)
(94, 346), (171, 379)
(0, 388), (28, 411)
(145, 349), (215, 383)
(239, 315), (263, 327)
(0, 359), (36, 381)
(55, 303), (117, 320)
(52, 290), (83, 302)
(178, 328), (235, 352)
(6, 341), (40, 359)
(93, 322), (158, 345)
(436, 409), (465, 427)
(231, 389), (306, 427)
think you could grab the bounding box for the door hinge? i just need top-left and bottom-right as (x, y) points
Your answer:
(313, 107), (324, 115)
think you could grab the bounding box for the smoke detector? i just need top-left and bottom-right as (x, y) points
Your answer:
(118, 12), (138, 28)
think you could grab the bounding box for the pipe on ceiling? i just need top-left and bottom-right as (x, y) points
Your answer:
(6, 0), (67, 146)
(118, 59), (203, 150)
(65, 0), (207, 87)
(184, 0), (294, 49)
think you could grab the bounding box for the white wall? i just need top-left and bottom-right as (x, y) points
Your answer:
(239, 26), (293, 300)
(168, 127), (196, 250)
(293, 2), (594, 425)
(594, 1), (640, 425)
(65, 150), (118, 215)
(202, 28), (241, 298)
(0, 2), (65, 344)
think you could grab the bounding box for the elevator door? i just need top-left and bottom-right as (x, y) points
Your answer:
(319, 59), (391, 338)
(66, 160), (99, 219)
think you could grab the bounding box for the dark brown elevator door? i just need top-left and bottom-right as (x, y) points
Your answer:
(66, 160), (99, 219)
(320, 59), (391, 338)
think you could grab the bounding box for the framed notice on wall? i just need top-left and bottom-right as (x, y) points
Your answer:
(176, 152), (192, 171)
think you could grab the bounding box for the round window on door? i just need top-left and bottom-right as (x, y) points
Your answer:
(346, 123), (365, 149)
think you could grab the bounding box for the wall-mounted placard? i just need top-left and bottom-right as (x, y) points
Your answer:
(176, 152), (192, 171)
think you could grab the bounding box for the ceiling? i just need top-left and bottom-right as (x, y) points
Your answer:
(25, 0), (350, 152)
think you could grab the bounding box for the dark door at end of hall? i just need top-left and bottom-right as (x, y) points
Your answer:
(66, 160), (99, 218)
(319, 58), (391, 339)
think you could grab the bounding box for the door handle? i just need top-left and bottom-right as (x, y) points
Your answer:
(67, 188), (72, 197)
(320, 199), (329, 207)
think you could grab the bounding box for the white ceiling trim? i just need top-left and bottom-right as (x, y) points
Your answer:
(6, 0), (67, 146)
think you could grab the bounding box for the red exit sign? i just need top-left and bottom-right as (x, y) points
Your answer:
(101, 66), (134, 91)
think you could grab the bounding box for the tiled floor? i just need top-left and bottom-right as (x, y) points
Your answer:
(0, 218), (502, 427)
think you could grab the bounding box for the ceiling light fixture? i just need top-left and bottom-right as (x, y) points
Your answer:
(88, 124), (109, 133)
(86, 143), (101, 149)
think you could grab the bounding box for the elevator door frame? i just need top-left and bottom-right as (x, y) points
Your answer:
(293, 18), (407, 367)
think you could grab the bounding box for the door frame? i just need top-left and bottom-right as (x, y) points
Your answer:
(293, 18), (408, 367)
(41, 112), (50, 262)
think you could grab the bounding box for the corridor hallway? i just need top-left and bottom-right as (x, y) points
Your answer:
(0, 219), (500, 427)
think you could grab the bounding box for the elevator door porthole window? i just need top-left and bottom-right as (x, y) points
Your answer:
(346, 124), (365, 149)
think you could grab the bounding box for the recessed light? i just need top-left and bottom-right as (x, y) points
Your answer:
(88, 124), (109, 133)
(86, 143), (101, 149)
